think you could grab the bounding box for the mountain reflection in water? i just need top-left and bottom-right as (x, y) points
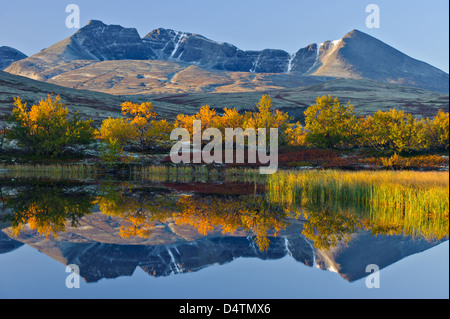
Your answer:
(0, 178), (447, 283)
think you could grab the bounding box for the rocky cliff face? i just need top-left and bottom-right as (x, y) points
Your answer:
(70, 20), (157, 61)
(0, 46), (27, 70)
(143, 29), (248, 71)
(144, 28), (294, 73)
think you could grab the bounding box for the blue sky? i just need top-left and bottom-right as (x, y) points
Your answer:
(0, 0), (448, 72)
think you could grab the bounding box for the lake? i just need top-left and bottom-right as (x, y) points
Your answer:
(0, 168), (448, 299)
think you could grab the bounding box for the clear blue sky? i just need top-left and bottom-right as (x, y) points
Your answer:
(0, 0), (448, 72)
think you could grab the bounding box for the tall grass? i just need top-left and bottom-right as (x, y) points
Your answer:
(133, 165), (266, 184)
(133, 165), (218, 183)
(0, 163), (98, 181)
(267, 170), (449, 240)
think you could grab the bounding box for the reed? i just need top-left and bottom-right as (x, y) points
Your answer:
(0, 163), (98, 181)
(133, 165), (223, 183)
(224, 167), (266, 184)
(266, 170), (449, 240)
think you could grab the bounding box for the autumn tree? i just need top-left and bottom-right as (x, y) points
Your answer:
(422, 109), (449, 151)
(7, 95), (95, 156)
(96, 117), (137, 148)
(96, 101), (161, 154)
(304, 95), (359, 149)
(7, 183), (94, 238)
(219, 108), (244, 130)
(175, 105), (219, 134)
(145, 119), (176, 149)
(244, 95), (291, 144)
(121, 101), (158, 149)
(359, 109), (426, 153)
(285, 122), (309, 147)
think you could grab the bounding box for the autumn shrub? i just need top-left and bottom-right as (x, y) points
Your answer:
(98, 137), (132, 167)
(174, 95), (291, 145)
(121, 101), (158, 149)
(421, 109), (449, 151)
(7, 95), (95, 157)
(95, 95), (448, 161)
(96, 117), (137, 148)
(96, 101), (177, 157)
(358, 109), (426, 153)
(145, 119), (176, 149)
(304, 95), (359, 149)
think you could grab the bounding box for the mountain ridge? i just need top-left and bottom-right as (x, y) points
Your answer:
(5, 20), (449, 93)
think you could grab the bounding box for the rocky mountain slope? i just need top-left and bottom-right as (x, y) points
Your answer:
(5, 20), (449, 93)
(0, 46), (27, 70)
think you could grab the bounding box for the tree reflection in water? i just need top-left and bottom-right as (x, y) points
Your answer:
(1, 179), (447, 252)
(2, 182), (94, 238)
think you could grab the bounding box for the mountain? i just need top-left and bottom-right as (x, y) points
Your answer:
(0, 46), (27, 70)
(0, 230), (23, 254)
(4, 20), (156, 81)
(2, 211), (442, 283)
(309, 30), (450, 93)
(5, 20), (449, 93)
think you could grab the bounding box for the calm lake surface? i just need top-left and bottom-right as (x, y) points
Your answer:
(0, 173), (448, 299)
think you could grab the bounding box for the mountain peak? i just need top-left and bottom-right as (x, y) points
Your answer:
(342, 29), (376, 41)
(85, 19), (107, 27)
(345, 29), (364, 35)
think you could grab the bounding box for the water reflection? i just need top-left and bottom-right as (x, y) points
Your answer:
(1, 181), (290, 252)
(3, 181), (94, 238)
(0, 177), (448, 283)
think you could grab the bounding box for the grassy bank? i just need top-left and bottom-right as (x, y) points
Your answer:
(266, 170), (449, 240)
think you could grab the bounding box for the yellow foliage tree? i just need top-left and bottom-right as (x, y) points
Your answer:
(304, 95), (358, 149)
(422, 109), (449, 151)
(359, 109), (426, 152)
(95, 117), (137, 147)
(145, 119), (176, 149)
(7, 94), (95, 156)
(121, 101), (158, 149)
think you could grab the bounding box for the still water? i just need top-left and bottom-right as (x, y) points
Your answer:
(0, 177), (448, 299)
